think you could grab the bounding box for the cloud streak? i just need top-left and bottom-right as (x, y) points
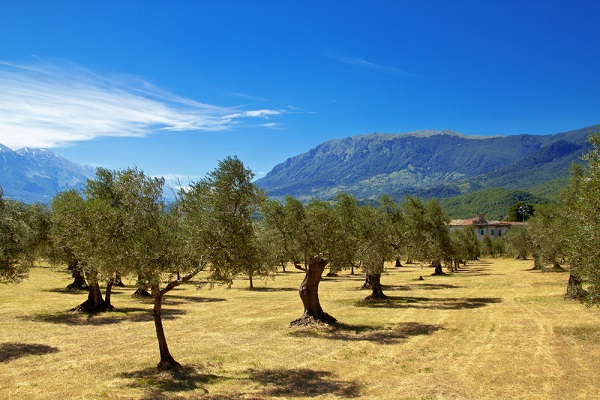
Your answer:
(0, 61), (283, 149)
(329, 54), (420, 78)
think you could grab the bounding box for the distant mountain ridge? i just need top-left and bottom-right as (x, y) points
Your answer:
(256, 125), (596, 201)
(0, 144), (95, 203)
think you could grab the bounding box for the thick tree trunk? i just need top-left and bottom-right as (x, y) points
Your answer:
(114, 273), (125, 287)
(290, 256), (337, 326)
(430, 260), (445, 276)
(70, 281), (112, 312)
(364, 273), (387, 300)
(394, 258), (402, 268)
(66, 260), (88, 290)
(152, 285), (181, 371)
(565, 273), (588, 301)
(104, 281), (114, 309)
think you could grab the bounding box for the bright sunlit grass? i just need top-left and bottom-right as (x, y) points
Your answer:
(1, 258), (599, 399)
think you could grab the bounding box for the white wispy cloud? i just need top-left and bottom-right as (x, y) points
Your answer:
(329, 54), (420, 78)
(0, 60), (284, 149)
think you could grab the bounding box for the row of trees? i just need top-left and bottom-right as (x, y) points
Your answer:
(1, 156), (483, 368)
(2, 130), (599, 369)
(513, 132), (600, 304)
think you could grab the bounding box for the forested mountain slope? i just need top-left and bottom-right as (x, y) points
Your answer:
(256, 125), (595, 201)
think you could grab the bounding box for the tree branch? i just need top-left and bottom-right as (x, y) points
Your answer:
(159, 267), (201, 297)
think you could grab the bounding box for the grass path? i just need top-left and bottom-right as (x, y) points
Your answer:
(1, 258), (599, 399)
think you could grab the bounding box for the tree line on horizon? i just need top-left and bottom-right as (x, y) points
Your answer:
(1, 132), (599, 371)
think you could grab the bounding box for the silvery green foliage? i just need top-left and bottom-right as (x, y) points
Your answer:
(565, 132), (600, 305)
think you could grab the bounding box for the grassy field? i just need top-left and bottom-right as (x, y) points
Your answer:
(1, 258), (599, 400)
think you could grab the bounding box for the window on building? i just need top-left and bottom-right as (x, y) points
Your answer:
(480, 229), (485, 236)
(491, 229), (495, 236)
(498, 230), (502, 237)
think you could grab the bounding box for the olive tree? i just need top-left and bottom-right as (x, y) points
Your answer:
(504, 225), (532, 260)
(357, 203), (393, 300)
(528, 203), (567, 270)
(564, 131), (600, 304)
(289, 199), (340, 325)
(449, 227), (480, 271)
(401, 197), (453, 273)
(180, 156), (271, 289)
(0, 188), (34, 283)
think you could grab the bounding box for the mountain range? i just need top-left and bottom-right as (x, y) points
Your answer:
(0, 144), (95, 204)
(255, 125), (595, 211)
(1, 124), (596, 217)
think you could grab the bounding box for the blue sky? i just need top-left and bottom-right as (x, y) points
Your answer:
(1, 1), (600, 185)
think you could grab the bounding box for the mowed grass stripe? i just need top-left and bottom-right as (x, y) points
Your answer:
(1, 258), (599, 399)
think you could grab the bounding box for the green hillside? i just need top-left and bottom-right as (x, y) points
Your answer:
(257, 126), (595, 203)
(436, 187), (552, 220)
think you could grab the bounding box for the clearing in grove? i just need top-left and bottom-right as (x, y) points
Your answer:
(0, 258), (599, 400)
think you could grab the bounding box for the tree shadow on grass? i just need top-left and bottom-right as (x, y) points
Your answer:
(453, 266), (504, 277)
(47, 288), (89, 295)
(289, 322), (442, 344)
(383, 283), (461, 291)
(163, 295), (226, 305)
(19, 307), (187, 325)
(120, 365), (222, 398)
(324, 275), (366, 282)
(354, 296), (502, 310)
(248, 368), (362, 398)
(237, 287), (297, 293)
(0, 342), (59, 362)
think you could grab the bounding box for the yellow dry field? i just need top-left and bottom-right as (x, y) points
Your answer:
(1, 258), (599, 400)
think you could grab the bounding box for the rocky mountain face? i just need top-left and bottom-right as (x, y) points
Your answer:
(0, 144), (95, 204)
(255, 126), (595, 201)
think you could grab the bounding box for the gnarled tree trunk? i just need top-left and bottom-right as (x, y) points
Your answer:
(364, 273), (387, 300)
(565, 273), (588, 301)
(430, 260), (445, 276)
(394, 258), (402, 268)
(70, 280), (113, 312)
(290, 256), (337, 326)
(114, 273), (125, 287)
(66, 260), (88, 290)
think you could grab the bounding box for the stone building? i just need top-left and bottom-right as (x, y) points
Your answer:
(448, 213), (525, 241)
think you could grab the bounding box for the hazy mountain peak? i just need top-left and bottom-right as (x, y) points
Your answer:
(0, 142), (95, 203)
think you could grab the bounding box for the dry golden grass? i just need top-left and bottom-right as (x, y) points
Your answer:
(1, 258), (599, 400)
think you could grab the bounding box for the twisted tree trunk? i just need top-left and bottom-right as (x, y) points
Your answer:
(150, 268), (200, 371)
(565, 273), (588, 301)
(430, 260), (445, 276)
(70, 280), (112, 312)
(290, 256), (337, 326)
(66, 260), (88, 290)
(364, 273), (387, 300)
